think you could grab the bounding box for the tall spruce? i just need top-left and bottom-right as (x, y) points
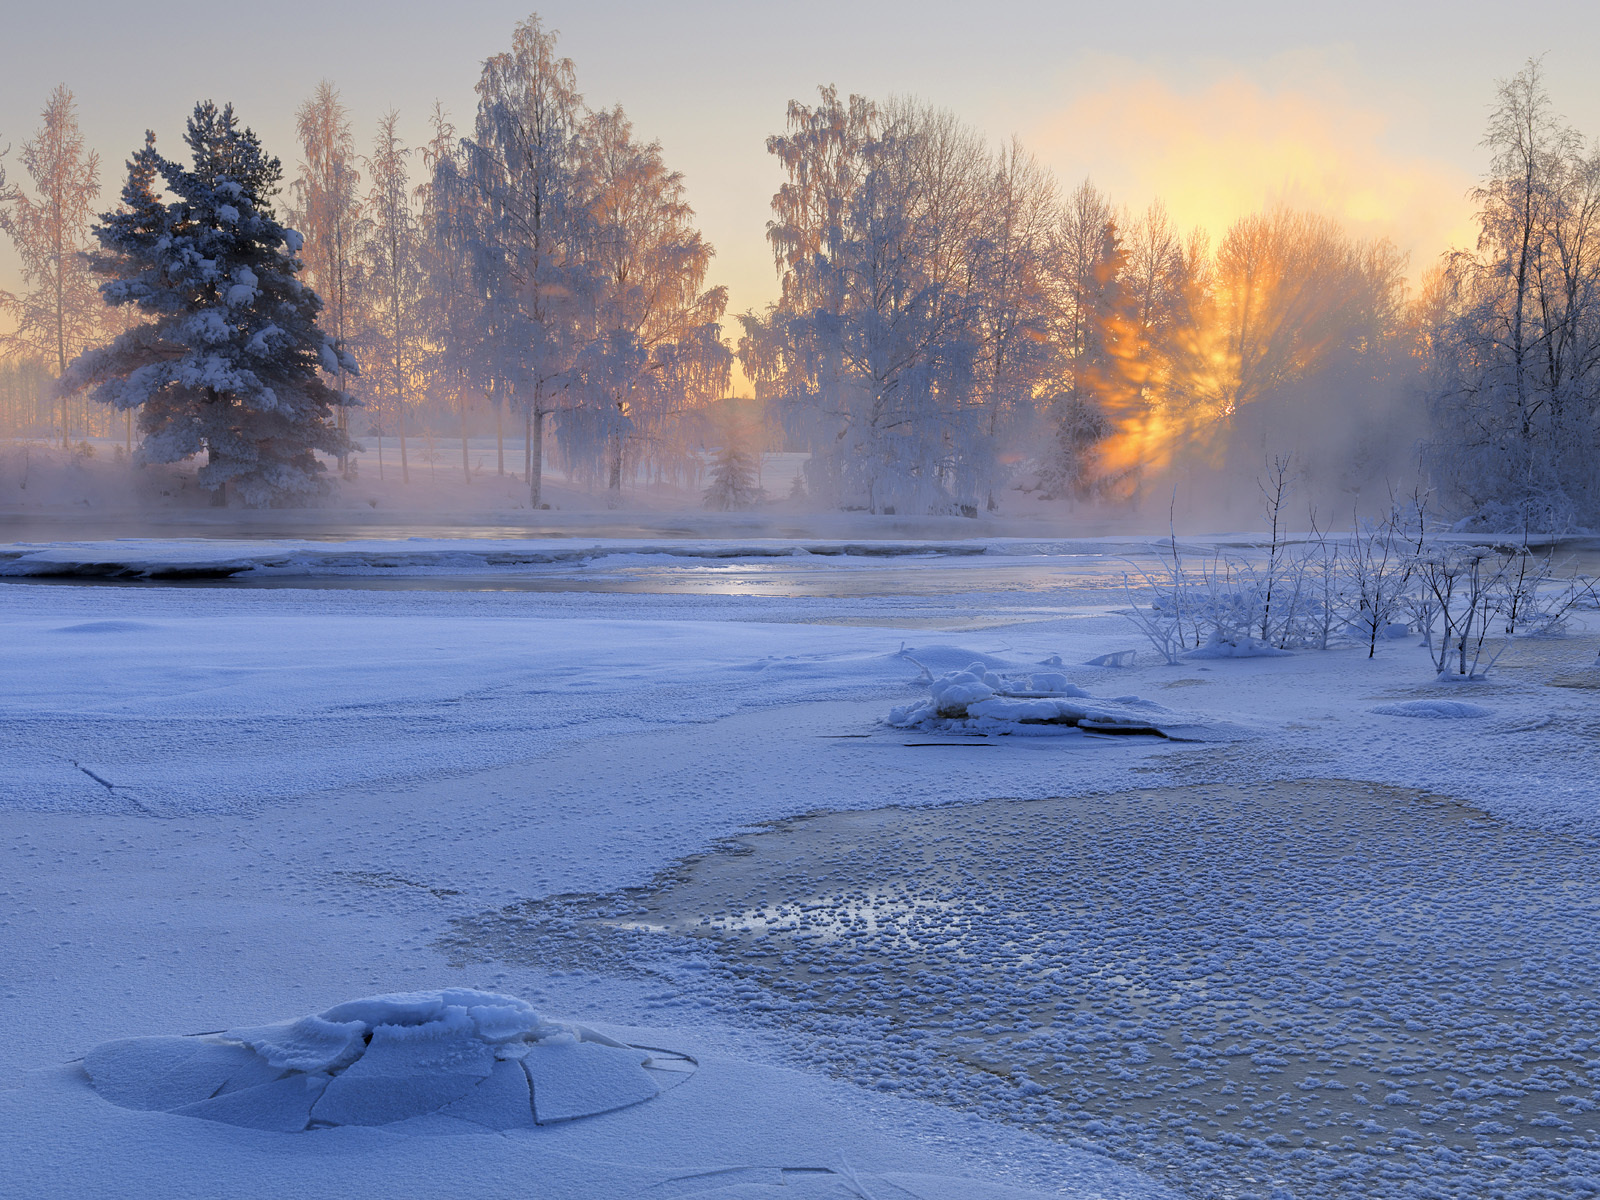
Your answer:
(62, 102), (356, 505)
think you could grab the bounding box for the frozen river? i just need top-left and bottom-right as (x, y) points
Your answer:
(4, 536), (1600, 1199)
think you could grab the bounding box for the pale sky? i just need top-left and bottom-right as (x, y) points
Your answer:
(4, 1), (1599, 330)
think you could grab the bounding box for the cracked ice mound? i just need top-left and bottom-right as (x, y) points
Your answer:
(83, 989), (695, 1132)
(888, 662), (1176, 736)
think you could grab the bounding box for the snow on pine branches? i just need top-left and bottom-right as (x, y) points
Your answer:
(62, 102), (358, 506)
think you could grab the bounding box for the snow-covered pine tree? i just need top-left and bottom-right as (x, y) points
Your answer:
(63, 102), (356, 505)
(701, 441), (758, 511)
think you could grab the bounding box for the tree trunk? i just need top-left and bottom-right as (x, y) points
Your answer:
(460, 386), (471, 483)
(206, 446), (227, 507)
(398, 398), (410, 485)
(608, 432), (623, 497)
(495, 404), (504, 475)
(529, 407), (545, 509)
(523, 405), (533, 485)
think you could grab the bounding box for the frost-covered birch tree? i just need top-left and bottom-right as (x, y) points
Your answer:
(0, 85), (105, 445)
(1424, 59), (1600, 530)
(62, 102), (356, 505)
(565, 105), (728, 501)
(457, 13), (588, 505)
(291, 81), (363, 468)
(361, 111), (423, 483)
(416, 104), (477, 483)
(970, 139), (1058, 508)
(742, 89), (1002, 514)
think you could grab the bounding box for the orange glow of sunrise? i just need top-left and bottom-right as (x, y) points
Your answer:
(1030, 70), (1479, 273)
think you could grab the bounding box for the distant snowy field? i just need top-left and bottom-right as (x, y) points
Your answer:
(3, 536), (1600, 1198)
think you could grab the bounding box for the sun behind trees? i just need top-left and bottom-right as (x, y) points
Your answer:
(740, 88), (1410, 517)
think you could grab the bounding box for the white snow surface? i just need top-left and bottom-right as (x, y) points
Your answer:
(5, 534), (1600, 1198)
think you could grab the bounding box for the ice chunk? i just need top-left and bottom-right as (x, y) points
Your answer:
(83, 1036), (207, 1110)
(311, 1009), (496, 1125)
(435, 1058), (536, 1130)
(83, 989), (688, 1133)
(83, 1034), (287, 1112)
(172, 1073), (330, 1132)
(311, 1067), (481, 1127)
(339, 1007), (495, 1079)
(525, 1040), (659, 1125)
(225, 1015), (366, 1072)
(1084, 650), (1137, 668)
(464, 998), (545, 1042)
(929, 669), (996, 716)
(157, 1038), (285, 1100)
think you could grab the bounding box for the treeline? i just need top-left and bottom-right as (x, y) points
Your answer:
(2, 19), (1598, 526)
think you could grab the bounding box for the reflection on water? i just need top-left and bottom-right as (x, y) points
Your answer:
(0, 556), (1135, 599)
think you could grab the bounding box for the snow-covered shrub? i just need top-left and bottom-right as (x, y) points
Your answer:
(1344, 503), (1421, 658)
(1405, 542), (1595, 677)
(1495, 544), (1597, 637)
(1116, 473), (1594, 678)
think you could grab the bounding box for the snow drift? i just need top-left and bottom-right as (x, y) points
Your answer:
(1372, 699), (1494, 719)
(82, 988), (694, 1132)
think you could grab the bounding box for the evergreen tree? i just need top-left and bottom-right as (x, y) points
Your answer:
(702, 400), (766, 511)
(63, 101), (356, 505)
